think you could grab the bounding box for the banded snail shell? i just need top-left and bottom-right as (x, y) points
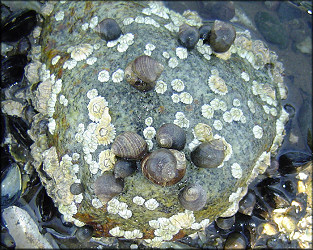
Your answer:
(111, 131), (148, 160)
(178, 183), (207, 211)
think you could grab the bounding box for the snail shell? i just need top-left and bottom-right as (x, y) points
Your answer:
(209, 20), (236, 53)
(191, 139), (226, 168)
(95, 18), (122, 41)
(156, 123), (186, 150)
(178, 183), (207, 211)
(114, 159), (137, 179)
(111, 131), (148, 160)
(94, 173), (124, 204)
(215, 215), (235, 230)
(125, 55), (164, 92)
(70, 183), (84, 195)
(141, 148), (186, 187)
(178, 24), (200, 49)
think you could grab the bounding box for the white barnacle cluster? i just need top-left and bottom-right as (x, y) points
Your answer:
(133, 196), (145, 206)
(123, 17), (134, 26)
(221, 186), (245, 218)
(247, 100), (256, 113)
(155, 80), (167, 94)
(59, 94), (68, 106)
(230, 107), (244, 121)
(171, 79), (185, 92)
(107, 198), (133, 219)
(109, 226), (143, 239)
(179, 92), (193, 104)
(58, 202), (85, 227)
(147, 2), (170, 19)
(233, 98), (241, 107)
(253, 125), (263, 139)
(208, 74), (228, 95)
(252, 81), (277, 108)
(112, 69), (124, 83)
(145, 117), (153, 126)
(92, 198), (103, 208)
(147, 210), (200, 243)
(196, 39), (212, 61)
(231, 163), (243, 179)
(74, 89), (116, 174)
(86, 56), (97, 65)
(176, 47), (188, 59)
(143, 127), (156, 140)
(98, 149), (116, 173)
(210, 98), (227, 112)
(174, 111), (190, 128)
(144, 43), (156, 56)
(213, 120), (223, 131)
(98, 69), (110, 82)
(69, 43), (94, 62)
(145, 198), (159, 210)
(201, 104), (214, 119)
(214, 134), (233, 163)
(271, 107), (289, 153)
(54, 10), (64, 21)
(106, 33), (134, 53)
(63, 59), (77, 70)
(168, 57), (179, 68)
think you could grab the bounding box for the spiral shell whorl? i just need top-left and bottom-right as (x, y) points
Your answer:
(178, 184), (207, 211)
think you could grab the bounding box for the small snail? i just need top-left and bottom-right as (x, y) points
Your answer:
(209, 20), (236, 53)
(178, 183), (207, 211)
(141, 148), (186, 187)
(156, 123), (186, 150)
(199, 24), (211, 44)
(224, 232), (246, 249)
(125, 55), (164, 92)
(191, 139), (226, 168)
(94, 173), (124, 204)
(70, 183), (84, 195)
(95, 18), (122, 41)
(111, 131), (148, 160)
(178, 24), (200, 49)
(114, 159), (137, 179)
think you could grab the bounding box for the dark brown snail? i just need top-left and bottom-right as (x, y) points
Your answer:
(191, 139), (226, 168)
(141, 148), (186, 187)
(70, 183), (84, 195)
(95, 18), (122, 41)
(156, 123), (186, 150)
(124, 55), (164, 92)
(215, 215), (235, 230)
(111, 131), (148, 160)
(114, 159), (137, 179)
(209, 20), (236, 53)
(178, 183), (207, 211)
(94, 173), (124, 204)
(178, 24), (200, 49)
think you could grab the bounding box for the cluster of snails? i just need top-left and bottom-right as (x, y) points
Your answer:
(178, 20), (236, 53)
(93, 122), (228, 211)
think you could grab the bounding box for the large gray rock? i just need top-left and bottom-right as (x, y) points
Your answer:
(27, 1), (288, 246)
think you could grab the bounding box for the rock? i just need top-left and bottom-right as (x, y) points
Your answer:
(26, 1), (288, 245)
(210, 1), (235, 21)
(254, 11), (289, 49)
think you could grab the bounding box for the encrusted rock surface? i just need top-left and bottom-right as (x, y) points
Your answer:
(27, 1), (288, 246)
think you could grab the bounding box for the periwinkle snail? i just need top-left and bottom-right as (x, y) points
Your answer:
(156, 123), (186, 150)
(94, 173), (124, 204)
(191, 139), (226, 168)
(141, 148), (186, 187)
(178, 24), (200, 49)
(111, 131), (148, 160)
(95, 18), (122, 41)
(178, 183), (207, 211)
(209, 20), (236, 53)
(125, 55), (164, 92)
(114, 159), (137, 179)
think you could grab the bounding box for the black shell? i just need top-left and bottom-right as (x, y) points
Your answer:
(114, 159), (137, 179)
(178, 183), (207, 211)
(2, 10), (37, 42)
(199, 24), (211, 42)
(224, 232), (247, 249)
(111, 131), (148, 160)
(156, 123), (186, 150)
(238, 191), (256, 216)
(209, 20), (236, 53)
(94, 173), (124, 204)
(96, 18), (122, 41)
(125, 55), (164, 92)
(215, 215), (235, 230)
(178, 24), (200, 49)
(141, 148), (186, 187)
(191, 139), (226, 168)
(1, 54), (28, 88)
